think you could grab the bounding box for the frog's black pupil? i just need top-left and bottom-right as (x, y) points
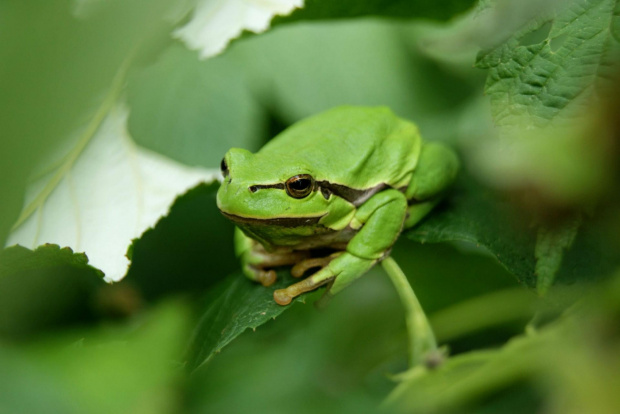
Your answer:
(291, 179), (310, 190)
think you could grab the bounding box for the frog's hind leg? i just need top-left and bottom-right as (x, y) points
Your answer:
(404, 142), (459, 228)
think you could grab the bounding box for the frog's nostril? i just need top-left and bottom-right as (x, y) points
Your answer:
(249, 186), (258, 193)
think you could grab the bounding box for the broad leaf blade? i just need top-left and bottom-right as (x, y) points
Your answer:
(407, 174), (538, 287)
(0, 244), (105, 340)
(185, 272), (314, 371)
(476, 0), (620, 127)
(6, 104), (217, 282)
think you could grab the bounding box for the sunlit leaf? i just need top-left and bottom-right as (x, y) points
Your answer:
(6, 103), (218, 282)
(174, 0), (303, 58)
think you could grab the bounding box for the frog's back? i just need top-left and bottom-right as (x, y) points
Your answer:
(259, 106), (422, 190)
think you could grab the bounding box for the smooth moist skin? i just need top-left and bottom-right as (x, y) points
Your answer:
(217, 106), (459, 305)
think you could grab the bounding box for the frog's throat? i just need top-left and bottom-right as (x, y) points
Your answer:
(220, 211), (326, 228)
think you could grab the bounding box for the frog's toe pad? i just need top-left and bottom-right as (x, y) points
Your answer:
(258, 270), (277, 287)
(273, 289), (293, 305)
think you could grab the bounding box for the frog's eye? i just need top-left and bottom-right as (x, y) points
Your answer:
(285, 174), (314, 199)
(220, 158), (229, 177)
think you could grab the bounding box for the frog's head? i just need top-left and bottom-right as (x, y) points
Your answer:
(216, 148), (348, 247)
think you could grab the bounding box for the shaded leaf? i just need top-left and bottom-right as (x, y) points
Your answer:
(0, 244), (105, 340)
(407, 174), (538, 287)
(385, 272), (620, 414)
(127, 44), (266, 168)
(185, 272), (315, 371)
(535, 214), (582, 295)
(124, 182), (238, 302)
(0, 302), (189, 414)
(226, 19), (476, 141)
(274, 0), (477, 24)
(407, 173), (616, 290)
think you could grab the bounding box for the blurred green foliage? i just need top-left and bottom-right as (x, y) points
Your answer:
(2, 0), (620, 413)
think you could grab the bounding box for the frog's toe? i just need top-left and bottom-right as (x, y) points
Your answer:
(257, 269), (277, 287)
(273, 289), (293, 305)
(291, 257), (330, 278)
(291, 253), (342, 278)
(273, 267), (336, 306)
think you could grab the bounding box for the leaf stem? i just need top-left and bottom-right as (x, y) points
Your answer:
(381, 256), (437, 367)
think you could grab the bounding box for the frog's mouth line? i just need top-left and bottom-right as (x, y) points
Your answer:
(220, 211), (326, 228)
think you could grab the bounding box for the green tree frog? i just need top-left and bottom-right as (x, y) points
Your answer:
(217, 106), (459, 305)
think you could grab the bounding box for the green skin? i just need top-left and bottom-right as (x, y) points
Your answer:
(217, 106), (459, 305)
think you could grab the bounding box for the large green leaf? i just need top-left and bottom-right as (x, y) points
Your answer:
(407, 174), (539, 287)
(225, 19), (477, 142)
(406, 173), (617, 289)
(0, 0), (179, 244)
(476, 0), (620, 127)
(127, 44), (266, 168)
(124, 182), (238, 302)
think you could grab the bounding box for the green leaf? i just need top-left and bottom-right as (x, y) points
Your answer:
(185, 272), (316, 371)
(0, 244), (103, 278)
(535, 214), (582, 295)
(124, 182), (238, 302)
(476, 0), (620, 128)
(127, 44), (266, 168)
(385, 271), (620, 413)
(0, 0), (179, 244)
(0, 244), (105, 340)
(0, 302), (190, 414)
(407, 174), (539, 287)
(406, 173), (616, 289)
(226, 19), (476, 142)
(274, 0), (477, 24)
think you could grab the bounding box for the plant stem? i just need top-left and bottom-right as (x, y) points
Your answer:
(382, 256), (437, 368)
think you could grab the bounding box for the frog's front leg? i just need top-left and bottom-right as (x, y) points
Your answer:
(273, 189), (408, 305)
(235, 227), (310, 286)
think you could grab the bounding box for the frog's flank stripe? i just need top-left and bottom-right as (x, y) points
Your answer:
(221, 211), (325, 227)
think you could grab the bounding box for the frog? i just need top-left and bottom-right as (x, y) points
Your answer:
(216, 106), (459, 306)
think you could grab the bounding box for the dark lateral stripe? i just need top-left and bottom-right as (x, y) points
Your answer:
(249, 180), (395, 207)
(316, 181), (388, 206)
(221, 211), (325, 227)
